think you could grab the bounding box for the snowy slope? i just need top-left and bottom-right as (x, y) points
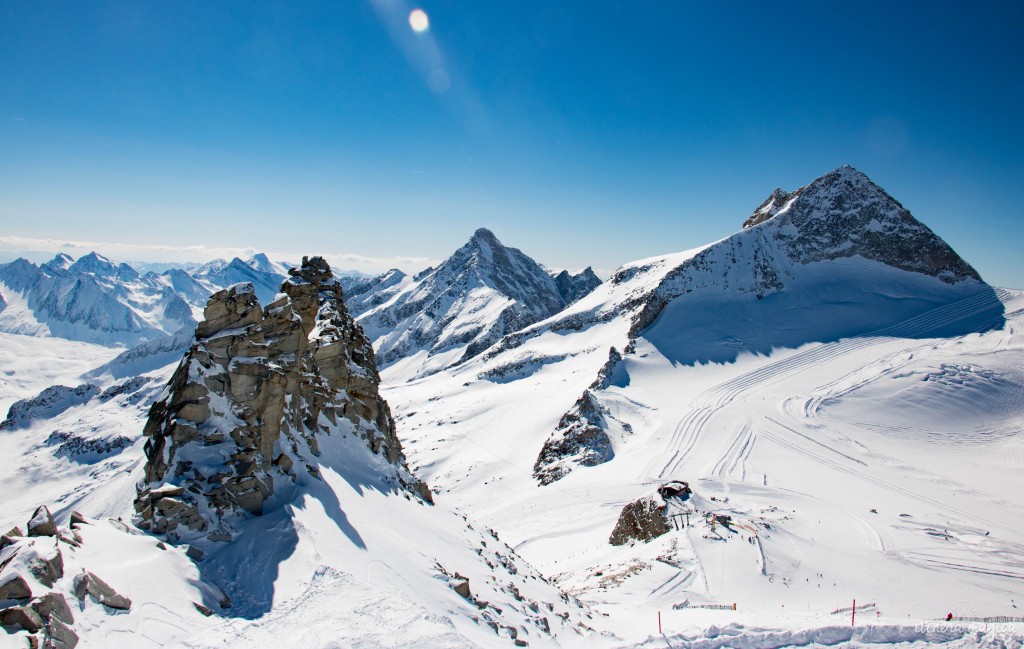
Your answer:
(380, 167), (1024, 645)
(357, 228), (601, 379)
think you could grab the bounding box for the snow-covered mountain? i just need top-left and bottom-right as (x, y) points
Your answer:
(0, 254), (190, 346)
(0, 252), (291, 348)
(190, 256), (289, 306)
(1, 167), (1022, 648)
(356, 228), (601, 378)
(380, 166), (1023, 642)
(0, 257), (593, 649)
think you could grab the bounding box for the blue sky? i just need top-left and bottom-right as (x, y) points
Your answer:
(1, 1), (1022, 285)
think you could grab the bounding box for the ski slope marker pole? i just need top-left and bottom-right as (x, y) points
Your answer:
(658, 610), (662, 634)
(852, 599), (856, 627)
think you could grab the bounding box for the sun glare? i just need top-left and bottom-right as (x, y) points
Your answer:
(409, 9), (429, 33)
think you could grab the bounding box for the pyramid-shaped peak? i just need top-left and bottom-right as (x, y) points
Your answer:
(45, 252), (75, 271)
(68, 251), (117, 275)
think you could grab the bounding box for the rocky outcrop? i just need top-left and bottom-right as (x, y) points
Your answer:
(1, 385), (100, 430)
(532, 347), (632, 485)
(73, 572), (131, 610)
(533, 391), (615, 485)
(0, 507), (84, 648)
(742, 187), (792, 229)
(134, 256), (429, 545)
(609, 484), (691, 546)
(609, 497), (670, 546)
(554, 267), (602, 306)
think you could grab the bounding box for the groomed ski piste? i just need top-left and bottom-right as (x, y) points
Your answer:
(383, 256), (1024, 647)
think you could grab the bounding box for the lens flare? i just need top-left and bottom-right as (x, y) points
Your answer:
(408, 9), (429, 33)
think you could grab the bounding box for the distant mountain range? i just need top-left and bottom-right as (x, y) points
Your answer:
(0, 230), (604, 379)
(0, 252), (292, 347)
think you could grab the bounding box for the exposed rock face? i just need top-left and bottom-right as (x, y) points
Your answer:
(533, 347), (630, 485)
(73, 572), (132, 610)
(534, 391), (614, 486)
(749, 166), (981, 283)
(135, 256), (428, 544)
(742, 187), (791, 229)
(609, 496), (670, 546)
(554, 267), (602, 306)
(608, 484), (691, 546)
(2, 386), (100, 430)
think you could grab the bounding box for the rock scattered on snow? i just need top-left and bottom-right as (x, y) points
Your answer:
(0, 604), (44, 633)
(73, 571), (132, 610)
(27, 506), (57, 538)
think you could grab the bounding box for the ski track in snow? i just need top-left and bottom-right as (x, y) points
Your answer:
(653, 288), (1008, 480)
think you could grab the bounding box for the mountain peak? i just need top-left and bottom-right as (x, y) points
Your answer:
(470, 227), (502, 248)
(46, 252), (75, 271)
(767, 166), (981, 283)
(68, 251), (117, 276)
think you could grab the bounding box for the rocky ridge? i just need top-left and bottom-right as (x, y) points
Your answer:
(134, 256), (429, 545)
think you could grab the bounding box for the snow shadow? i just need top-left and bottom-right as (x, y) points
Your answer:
(643, 281), (1006, 367)
(194, 479), (369, 618)
(197, 508), (301, 619)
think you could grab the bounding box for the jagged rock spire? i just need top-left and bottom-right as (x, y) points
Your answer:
(135, 256), (428, 545)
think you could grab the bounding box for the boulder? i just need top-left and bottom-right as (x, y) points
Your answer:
(68, 512), (88, 528)
(0, 574), (32, 600)
(44, 617), (79, 649)
(27, 507), (57, 537)
(452, 578), (471, 600)
(0, 605), (44, 633)
(30, 547), (63, 587)
(73, 572), (132, 610)
(33, 592), (74, 624)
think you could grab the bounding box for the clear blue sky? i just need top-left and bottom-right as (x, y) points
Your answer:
(1, 1), (1022, 285)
